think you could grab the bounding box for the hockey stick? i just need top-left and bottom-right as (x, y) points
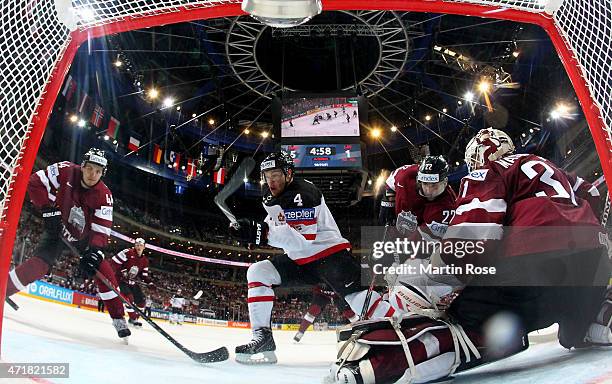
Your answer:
(61, 238), (228, 363)
(360, 224), (391, 320)
(5, 297), (19, 311)
(214, 157), (256, 226)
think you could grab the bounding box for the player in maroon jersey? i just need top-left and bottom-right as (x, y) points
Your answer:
(326, 128), (610, 384)
(380, 155), (457, 245)
(6, 148), (130, 340)
(111, 237), (152, 327)
(293, 284), (359, 342)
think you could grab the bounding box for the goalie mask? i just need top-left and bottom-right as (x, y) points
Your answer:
(465, 128), (515, 172)
(417, 155), (449, 200)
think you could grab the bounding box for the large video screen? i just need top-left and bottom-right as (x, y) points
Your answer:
(282, 143), (362, 168)
(281, 96), (360, 138)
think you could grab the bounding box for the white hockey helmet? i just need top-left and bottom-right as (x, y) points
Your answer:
(464, 128), (515, 172)
(134, 237), (146, 245)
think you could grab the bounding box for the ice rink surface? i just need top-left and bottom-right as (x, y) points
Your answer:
(2, 295), (612, 384)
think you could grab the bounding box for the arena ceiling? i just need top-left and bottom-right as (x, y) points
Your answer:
(96, 10), (578, 166)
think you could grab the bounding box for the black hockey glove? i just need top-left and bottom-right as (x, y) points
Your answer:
(229, 219), (269, 247)
(41, 206), (62, 235)
(378, 189), (396, 226)
(79, 248), (105, 277)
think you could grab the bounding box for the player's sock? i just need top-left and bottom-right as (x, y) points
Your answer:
(94, 261), (124, 319)
(247, 281), (275, 329)
(6, 257), (49, 296)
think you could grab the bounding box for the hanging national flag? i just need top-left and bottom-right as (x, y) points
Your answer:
(186, 158), (197, 180)
(213, 168), (225, 185)
(91, 105), (104, 128)
(128, 136), (140, 152)
(61, 75), (77, 101)
(106, 116), (120, 138)
(78, 92), (90, 113)
(173, 152), (181, 172)
(153, 144), (163, 164)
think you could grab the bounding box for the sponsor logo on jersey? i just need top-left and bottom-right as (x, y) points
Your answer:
(465, 169), (488, 181)
(284, 208), (316, 224)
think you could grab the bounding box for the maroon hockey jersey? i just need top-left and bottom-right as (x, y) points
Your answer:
(28, 161), (113, 249)
(111, 247), (151, 284)
(386, 164), (457, 239)
(445, 153), (602, 262)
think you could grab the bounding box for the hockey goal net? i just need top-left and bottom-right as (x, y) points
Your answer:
(0, 0), (610, 343)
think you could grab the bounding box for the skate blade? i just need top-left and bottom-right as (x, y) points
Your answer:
(235, 351), (277, 365)
(121, 336), (129, 345)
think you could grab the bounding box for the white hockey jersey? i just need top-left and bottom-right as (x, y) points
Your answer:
(263, 179), (351, 265)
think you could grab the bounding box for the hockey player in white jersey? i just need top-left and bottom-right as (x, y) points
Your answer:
(230, 152), (394, 365)
(169, 289), (185, 325)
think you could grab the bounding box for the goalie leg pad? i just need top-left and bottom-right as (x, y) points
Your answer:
(333, 316), (481, 384)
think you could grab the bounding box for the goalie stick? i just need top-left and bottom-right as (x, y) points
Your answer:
(61, 238), (228, 363)
(214, 157), (256, 226)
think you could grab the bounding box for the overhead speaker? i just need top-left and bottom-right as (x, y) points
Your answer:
(241, 0), (322, 28)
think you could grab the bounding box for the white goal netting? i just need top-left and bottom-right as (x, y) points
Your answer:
(0, 0), (610, 235)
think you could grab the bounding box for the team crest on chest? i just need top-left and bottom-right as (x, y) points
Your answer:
(68, 205), (86, 234)
(277, 212), (286, 223)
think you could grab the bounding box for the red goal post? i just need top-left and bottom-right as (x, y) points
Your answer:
(0, 0), (610, 349)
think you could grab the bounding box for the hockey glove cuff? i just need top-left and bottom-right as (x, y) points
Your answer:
(230, 219), (269, 247)
(79, 248), (105, 277)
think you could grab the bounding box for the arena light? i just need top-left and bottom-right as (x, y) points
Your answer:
(241, 0), (322, 28)
(162, 97), (174, 108)
(390, 126), (397, 132)
(464, 91), (474, 102)
(244, 129), (250, 135)
(176, 106), (181, 111)
(261, 131), (269, 138)
(103, 135), (109, 141)
(114, 60), (122, 67)
(243, 177), (249, 183)
(148, 88), (159, 99)
(478, 80), (491, 93)
(370, 128), (381, 138)
(512, 51), (520, 58)
(260, 179), (265, 185)
(550, 103), (572, 119)
(192, 113), (197, 118)
(77, 119), (86, 128)
(69, 115), (78, 123)
(442, 108), (448, 113)
(208, 118), (215, 126)
(425, 115), (432, 122)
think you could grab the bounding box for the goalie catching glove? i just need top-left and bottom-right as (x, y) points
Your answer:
(229, 218), (269, 247)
